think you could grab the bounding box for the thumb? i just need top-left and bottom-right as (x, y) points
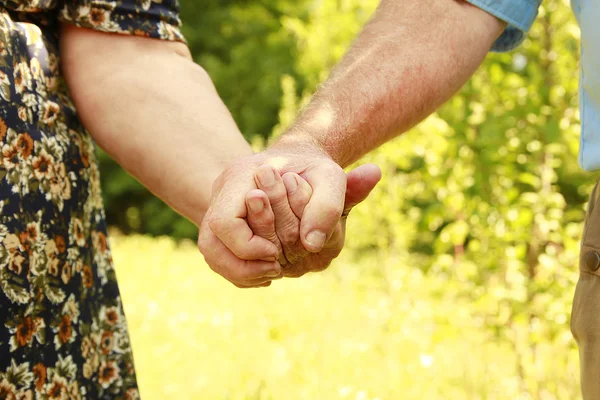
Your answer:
(343, 163), (382, 216)
(299, 163), (347, 253)
(315, 163), (382, 252)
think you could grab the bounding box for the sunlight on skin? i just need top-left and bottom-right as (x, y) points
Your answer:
(268, 104), (337, 166)
(265, 156), (290, 170)
(303, 104), (336, 134)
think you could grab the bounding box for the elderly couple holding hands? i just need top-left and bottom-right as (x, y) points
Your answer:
(6, 0), (598, 398)
(198, 3), (502, 287)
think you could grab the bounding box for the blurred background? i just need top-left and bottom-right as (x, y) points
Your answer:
(105, 0), (592, 398)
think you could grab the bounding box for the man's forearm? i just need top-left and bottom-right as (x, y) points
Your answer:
(278, 0), (505, 167)
(60, 25), (253, 226)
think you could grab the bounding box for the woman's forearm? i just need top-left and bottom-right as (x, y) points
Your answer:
(59, 25), (252, 226)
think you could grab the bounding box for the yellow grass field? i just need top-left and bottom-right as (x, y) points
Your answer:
(111, 235), (581, 400)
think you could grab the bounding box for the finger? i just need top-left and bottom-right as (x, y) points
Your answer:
(205, 164), (279, 260)
(255, 165), (300, 241)
(279, 265), (310, 279)
(315, 164), (381, 257)
(279, 252), (334, 278)
(299, 162), (347, 253)
(234, 281), (273, 289)
(239, 272), (283, 286)
(207, 164), (280, 262)
(323, 222), (346, 251)
(209, 216), (279, 261)
(343, 163), (382, 216)
(198, 224), (282, 286)
(282, 172), (313, 219)
(245, 189), (282, 260)
(255, 165), (304, 263)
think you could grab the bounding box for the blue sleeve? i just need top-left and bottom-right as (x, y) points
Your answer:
(465, 0), (543, 52)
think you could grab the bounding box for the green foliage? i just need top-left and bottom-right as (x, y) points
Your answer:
(181, 0), (310, 138)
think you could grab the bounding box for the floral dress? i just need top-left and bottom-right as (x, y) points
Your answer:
(0, 1), (184, 398)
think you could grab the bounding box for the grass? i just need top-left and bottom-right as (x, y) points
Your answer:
(111, 235), (581, 400)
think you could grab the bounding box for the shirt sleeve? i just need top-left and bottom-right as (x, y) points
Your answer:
(465, 0), (542, 52)
(59, 0), (186, 43)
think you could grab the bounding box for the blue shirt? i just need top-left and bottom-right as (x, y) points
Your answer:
(466, 0), (600, 171)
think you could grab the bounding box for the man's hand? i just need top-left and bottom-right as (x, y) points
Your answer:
(246, 163), (381, 278)
(197, 137), (380, 286)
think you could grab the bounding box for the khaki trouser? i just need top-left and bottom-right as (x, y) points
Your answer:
(572, 179), (600, 399)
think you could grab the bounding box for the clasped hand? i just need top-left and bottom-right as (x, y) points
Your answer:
(198, 138), (381, 288)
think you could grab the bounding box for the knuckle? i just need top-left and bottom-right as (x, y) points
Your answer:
(278, 223), (300, 246)
(259, 211), (275, 225)
(271, 205), (295, 224)
(230, 272), (249, 286)
(230, 261), (259, 281)
(207, 259), (227, 276)
(247, 216), (274, 236)
(197, 235), (213, 255)
(231, 246), (251, 260)
(267, 188), (289, 205)
(292, 186), (311, 204)
(260, 232), (280, 249)
(231, 240), (263, 261)
(323, 203), (344, 221)
(197, 223), (210, 246)
(270, 272), (284, 280)
(206, 262), (219, 274)
(197, 238), (207, 254)
(208, 217), (226, 235)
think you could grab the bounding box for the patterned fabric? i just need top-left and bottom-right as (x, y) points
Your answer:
(0, 1), (184, 399)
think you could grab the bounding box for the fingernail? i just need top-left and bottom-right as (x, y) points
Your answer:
(283, 174), (298, 194)
(257, 167), (276, 187)
(248, 197), (264, 214)
(305, 230), (326, 251)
